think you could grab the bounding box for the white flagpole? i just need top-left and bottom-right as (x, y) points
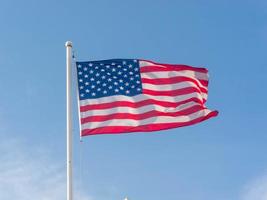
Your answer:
(65, 41), (73, 200)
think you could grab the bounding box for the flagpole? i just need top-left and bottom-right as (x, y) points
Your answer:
(65, 41), (73, 200)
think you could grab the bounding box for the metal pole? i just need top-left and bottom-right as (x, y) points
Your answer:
(65, 41), (73, 200)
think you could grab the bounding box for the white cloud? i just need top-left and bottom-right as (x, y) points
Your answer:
(241, 172), (267, 200)
(0, 135), (93, 200)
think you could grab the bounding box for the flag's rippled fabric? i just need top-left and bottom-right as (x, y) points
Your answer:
(76, 59), (218, 136)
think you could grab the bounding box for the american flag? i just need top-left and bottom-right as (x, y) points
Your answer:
(76, 59), (218, 136)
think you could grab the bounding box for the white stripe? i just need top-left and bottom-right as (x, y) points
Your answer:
(141, 71), (208, 81)
(80, 101), (200, 118)
(79, 92), (205, 107)
(142, 81), (207, 100)
(139, 60), (208, 81)
(142, 75), (208, 89)
(81, 109), (212, 130)
(142, 81), (207, 92)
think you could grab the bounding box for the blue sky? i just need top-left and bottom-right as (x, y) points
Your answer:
(0, 0), (267, 200)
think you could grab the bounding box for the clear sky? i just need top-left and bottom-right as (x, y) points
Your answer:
(0, 0), (267, 200)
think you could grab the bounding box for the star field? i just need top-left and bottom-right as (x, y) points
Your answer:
(76, 59), (143, 100)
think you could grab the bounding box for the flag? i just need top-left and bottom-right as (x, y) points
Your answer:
(76, 59), (218, 136)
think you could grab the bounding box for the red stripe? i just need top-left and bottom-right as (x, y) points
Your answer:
(140, 65), (208, 74)
(141, 76), (208, 90)
(81, 105), (204, 123)
(81, 110), (218, 136)
(80, 97), (203, 112)
(140, 61), (208, 73)
(143, 87), (203, 97)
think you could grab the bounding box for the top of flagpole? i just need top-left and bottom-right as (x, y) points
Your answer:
(65, 41), (72, 47)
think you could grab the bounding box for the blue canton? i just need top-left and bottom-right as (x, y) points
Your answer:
(76, 59), (143, 100)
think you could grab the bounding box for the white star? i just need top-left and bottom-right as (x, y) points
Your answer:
(126, 90), (130, 94)
(119, 79), (123, 83)
(84, 67), (88, 71)
(85, 89), (90, 93)
(130, 77), (134, 81)
(92, 92), (96, 96)
(96, 80), (101, 84)
(123, 68), (127, 71)
(100, 63), (104, 66)
(112, 68), (116, 72)
(122, 61), (127, 65)
(131, 85), (135, 89)
(79, 79), (83, 82)
(128, 64), (133, 68)
(103, 90), (107, 94)
(135, 74), (139, 77)
(89, 70), (94, 74)
(129, 71), (133, 75)
(84, 74), (88, 78)
(113, 76), (117, 79)
(89, 63), (93, 67)
(134, 68), (138, 71)
(133, 60), (137, 63)
(80, 86), (84, 89)
(85, 82), (89, 85)
(123, 74), (128, 78)
(78, 65), (82, 68)
(114, 82), (118, 85)
(95, 66), (99, 69)
(111, 62), (116, 65)
(136, 80), (140, 84)
(114, 88), (119, 92)
(118, 65), (122, 68)
(90, 78), (95, 81)
(102, 83), (107, 87)
(78, 71), (83, 75)
(101, 69), (105, 72)
(137, 88), (141, 91)
(125, 82), (129, 86)
(96, 73), (100, 77)
(118, 71), (122, 75)
(80, 93), (84, 97)
(107, 72), (111, 75)
(101, 75), (106, 79)
(108, 78), (112, 82)
(106, 65), (110, 68)
(119, 86), (124, 90)
(108, 85), (113, 89)
(91, 85), (95, 89)
(97, 88), (101, 91)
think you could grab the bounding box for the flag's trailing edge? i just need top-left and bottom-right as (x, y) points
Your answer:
(76, 59), (218, 136)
